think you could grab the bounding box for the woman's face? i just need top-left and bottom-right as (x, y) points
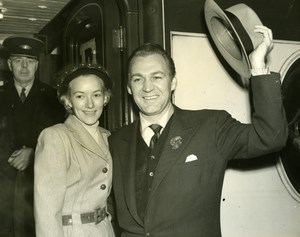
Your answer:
(66, 74), (108, 126)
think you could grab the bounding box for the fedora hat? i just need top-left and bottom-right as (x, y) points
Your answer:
(3, 36), (45, 59)
(204, 0), (263, 87)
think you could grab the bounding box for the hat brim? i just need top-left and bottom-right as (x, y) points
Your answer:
(56, 64), (113, 97)
(3, 36), (45, 58)
(204, 0), (262, 88)
(65, 67), (113, 90)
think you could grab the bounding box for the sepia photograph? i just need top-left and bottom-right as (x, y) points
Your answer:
(0, 0), (299, 236)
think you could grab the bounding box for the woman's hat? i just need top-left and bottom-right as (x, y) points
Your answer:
(56, 63), (113, 97)
(3, 36), (45, 58)
(204, 0), (263, 87)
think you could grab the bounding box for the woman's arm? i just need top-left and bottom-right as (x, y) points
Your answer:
(34, 127), (68, 237)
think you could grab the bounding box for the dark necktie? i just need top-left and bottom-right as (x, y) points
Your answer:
(149, 124), (162, 149)
(20, 87), (26, 103)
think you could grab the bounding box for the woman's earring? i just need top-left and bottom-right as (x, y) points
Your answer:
(66, 102), (72, 109)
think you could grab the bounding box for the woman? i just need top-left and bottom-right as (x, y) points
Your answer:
(34, 64), (115, 237)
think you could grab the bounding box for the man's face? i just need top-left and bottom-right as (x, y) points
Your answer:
(127, 54), (177, 117)
(8, 56), (38, 85)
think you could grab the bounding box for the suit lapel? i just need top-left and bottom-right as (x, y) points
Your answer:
(65, 115), (108, 162)
(147, 108), (197, 205)
(119, 119), (144, 226)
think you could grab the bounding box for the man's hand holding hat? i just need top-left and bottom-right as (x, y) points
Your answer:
(249, 25), (274, 75)
(204, 0), (275, 86)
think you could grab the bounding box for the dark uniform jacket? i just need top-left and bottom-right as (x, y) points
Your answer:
(108, 73), (288, 237)
(0, 78), (65, 237)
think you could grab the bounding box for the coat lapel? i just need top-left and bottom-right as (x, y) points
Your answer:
(147, 107), (197, 205)
(119, 119), (144, 226)
(65, 115), (109, 162)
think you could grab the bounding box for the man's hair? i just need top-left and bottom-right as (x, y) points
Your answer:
(127, 43), (176, 79)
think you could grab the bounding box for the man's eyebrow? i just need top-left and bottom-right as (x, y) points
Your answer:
(130, 72), (143, 77)
(151, 71), (165, 75)
(130, 71), (165, 77)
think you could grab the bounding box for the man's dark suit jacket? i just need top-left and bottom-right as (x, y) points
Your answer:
(109, 73), (288, 237)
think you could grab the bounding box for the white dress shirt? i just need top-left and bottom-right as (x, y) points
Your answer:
(14, 81), (33, 97)
(139, 103), (174, 147)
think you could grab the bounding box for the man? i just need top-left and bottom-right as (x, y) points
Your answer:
(108, 25), (288, 237)
(0, 36), (65, 237)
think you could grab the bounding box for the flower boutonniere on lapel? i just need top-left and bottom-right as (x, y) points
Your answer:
(170, 136), (182, 150)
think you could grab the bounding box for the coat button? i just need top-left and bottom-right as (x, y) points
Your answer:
(100, 184), (106, 190)
(145, 233), (150, 237)
(102, 167), (108, 173)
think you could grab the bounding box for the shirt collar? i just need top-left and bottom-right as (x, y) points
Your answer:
(14, 80), (34, 96)
(140, 103), (174, 136)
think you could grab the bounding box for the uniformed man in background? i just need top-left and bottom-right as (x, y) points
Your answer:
(0, 36), (65, 237)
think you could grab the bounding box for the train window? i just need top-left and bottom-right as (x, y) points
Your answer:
(64, 3), (104, 65)
(278, 50), (300, 201)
